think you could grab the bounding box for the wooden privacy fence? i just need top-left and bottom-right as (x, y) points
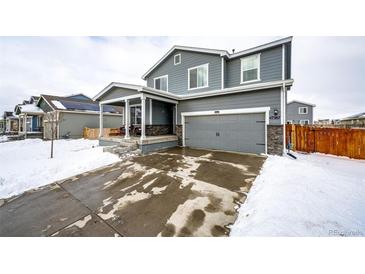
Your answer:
(286, 124), (365, 160)
(83, 127), (121, 140)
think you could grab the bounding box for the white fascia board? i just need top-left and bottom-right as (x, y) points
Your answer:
(179, 79), (294, 100)
(141, 87), (180, 100)
(59, 110), (123, 116)
(229, 36), (293, 59)
(287, 100), (316, 107)
(143, 93), (179, 104)
(100, 94), (142, 105)
(96, 79), (293, 105)
(142, 45), (228, 80)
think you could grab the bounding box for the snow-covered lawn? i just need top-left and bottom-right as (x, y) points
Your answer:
(0, 139), (120, 199)
(231, 153), (365, 237)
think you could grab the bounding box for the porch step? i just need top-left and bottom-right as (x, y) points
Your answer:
(103, 143), (140, 158)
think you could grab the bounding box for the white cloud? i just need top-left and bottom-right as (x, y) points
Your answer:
(1, 36), (364, 120)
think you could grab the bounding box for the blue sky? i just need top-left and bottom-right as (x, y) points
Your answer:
(1, 36), (364, 119)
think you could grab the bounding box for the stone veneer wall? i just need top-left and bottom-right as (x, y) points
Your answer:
(175, 125), (183, 146)
(267, 125), (284, 155)
(146, 125), (173, 136)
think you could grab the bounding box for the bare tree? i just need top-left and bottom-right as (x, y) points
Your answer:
(44, 111), (59, 159)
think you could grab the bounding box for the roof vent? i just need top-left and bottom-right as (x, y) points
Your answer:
(232, 49), (235, 54)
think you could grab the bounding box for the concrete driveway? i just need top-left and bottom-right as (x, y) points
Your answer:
(0, 148), (265, 237)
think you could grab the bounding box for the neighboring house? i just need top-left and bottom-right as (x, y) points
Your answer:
(94, 36), (293, 155)
(37, 93), (124, 139)
(0, 116), (5, 135)
(14, 96), (44, 138)
(286, 100), (316, 125)
(339, 112), (365, 127)
(3, 111), (19, 134)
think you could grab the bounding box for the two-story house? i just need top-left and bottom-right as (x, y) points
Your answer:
(286, 100), (316, 125)
(94, 37), (293, 155)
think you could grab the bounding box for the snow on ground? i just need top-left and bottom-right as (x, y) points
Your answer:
(0, 136), (8, 143)
(231, 152), (365, 237)
(0, 139), (120, 199)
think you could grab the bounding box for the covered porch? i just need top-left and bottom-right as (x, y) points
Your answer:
(98, 92), (178, 144)
(18, 112), (44, 138)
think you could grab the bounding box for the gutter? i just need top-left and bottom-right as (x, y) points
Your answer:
(96, 79), (294, 103)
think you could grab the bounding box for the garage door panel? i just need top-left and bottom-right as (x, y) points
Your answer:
(185, 113), (265, 154)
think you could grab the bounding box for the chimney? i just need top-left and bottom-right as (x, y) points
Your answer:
(232, 49), (235, 54)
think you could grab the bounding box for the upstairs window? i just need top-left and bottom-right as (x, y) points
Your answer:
(154, 75), (168, 91)
(240, 53), (260, 83)
(188, 64), (209, 90)
(298, 107), (308, 114)
(174, 54), (181, 65)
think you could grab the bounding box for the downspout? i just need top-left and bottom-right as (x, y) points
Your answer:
(221, 57), (225, 90)
(282, 44), (286, 155)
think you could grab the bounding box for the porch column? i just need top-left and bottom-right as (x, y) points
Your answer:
(124, 99), (130, 139)
(99, 103), (104, 138)
(173, 104), (177, 134)
(18, 116), (21, 135)
(141, 95), (146, 141)
(24, 113), (27, 138)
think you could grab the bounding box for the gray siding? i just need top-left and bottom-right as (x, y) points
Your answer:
(152, 100), (173, 125)
(177, 88), (282, 125)
(146, 50), (222, 95)
(96, 87), (139, 102)
(59, 112), (123, 138)
(225, 46), (283, 88)
(286, 102), (314, 124)
(39, 99), (53, 112)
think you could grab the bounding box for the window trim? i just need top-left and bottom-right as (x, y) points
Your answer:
(299, 119), (310, 125)
(298, 106), (308, 114)
(188, 63), (209, 91)
(153, 75), (169, 92)
(240, 53), (261, 84)
(174, 54), (181, 65)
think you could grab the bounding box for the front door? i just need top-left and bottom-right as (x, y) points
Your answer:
(130, 105), (141, 125)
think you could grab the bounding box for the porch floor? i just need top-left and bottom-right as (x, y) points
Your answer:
(99, 135), (178, 145)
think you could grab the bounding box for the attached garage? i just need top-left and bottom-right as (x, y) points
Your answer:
(182, 108), (269, 154)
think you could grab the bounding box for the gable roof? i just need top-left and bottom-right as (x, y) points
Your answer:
(64, 93), (92, 101)
(17, 104), (44, 114)
(38, 94), (122, 113)
(142, 36), (292, 80)
(141, 46), (229, 80)
(341, 112), (365, 121)
(287, 100), (316, 107)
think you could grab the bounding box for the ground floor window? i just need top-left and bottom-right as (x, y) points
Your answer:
(130, 105), (141, 125)
(300, 119), (309, 125)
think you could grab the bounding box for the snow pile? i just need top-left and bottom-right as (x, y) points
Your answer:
(0, 139), (120, 199)
(230, 153), (365, 236)
(20, 104), (44, 113)
(0, 136), (8, 143)
(51, 100), (66, 110)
